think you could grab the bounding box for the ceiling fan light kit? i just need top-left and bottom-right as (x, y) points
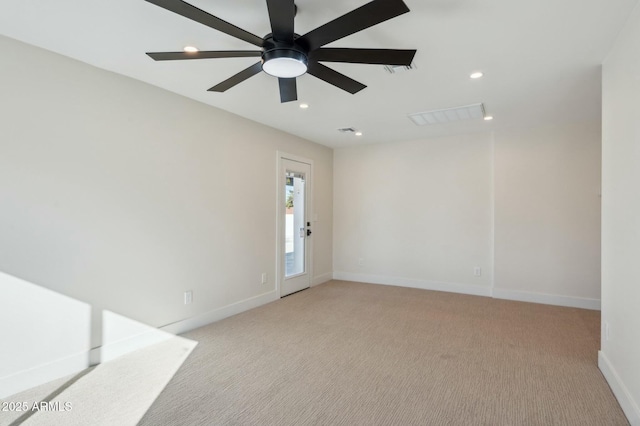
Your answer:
(261, 37), (308, 78)
(262, 56), (307, 78)
(145, 0), (416, 103)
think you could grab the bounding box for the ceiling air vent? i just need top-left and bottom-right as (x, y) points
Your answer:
(408, 103), (486, 126)
(384, 62), (417, 74)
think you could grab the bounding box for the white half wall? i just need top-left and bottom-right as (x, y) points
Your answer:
(600, 2), (640, 423)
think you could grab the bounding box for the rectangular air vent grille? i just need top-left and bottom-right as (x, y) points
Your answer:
(408, 103), (485, 126)
(384, 62), (417, 74)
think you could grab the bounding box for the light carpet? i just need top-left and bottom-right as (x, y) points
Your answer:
(140, 280), (628, 425)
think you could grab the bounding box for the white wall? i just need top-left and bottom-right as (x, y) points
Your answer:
(0, 272), (91, 397)
(493, 123), (602, 308)
(0, 35), (332, 391)
(334, 133), (494, 295)
(333, 122), (601, 308)
(600, 2), (640, 423)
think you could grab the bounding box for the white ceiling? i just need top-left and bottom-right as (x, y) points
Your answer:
(0, 0), (637, 147)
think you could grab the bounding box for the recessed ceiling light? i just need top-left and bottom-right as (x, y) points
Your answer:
(484, 115), (494, 121)
(299, 103), (309, 109)
(355, 131), (363, 136)
(470, 71), (484, 79)
(183, 46), (199, 53)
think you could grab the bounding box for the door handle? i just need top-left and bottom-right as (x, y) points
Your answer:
(307, 229), (312, 236)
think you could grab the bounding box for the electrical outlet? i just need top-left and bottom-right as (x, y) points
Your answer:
(184, 290), (193, 305)
(474, 266), (482, 277)
(358, 258), (364, 267)
(261, 272), (268, 284)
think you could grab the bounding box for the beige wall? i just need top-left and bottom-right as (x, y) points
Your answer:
(494, 122), (602, 304)
(334, 122), (601, 308)
(333, 133), (494, 295)
(600, 2), (640, 423)
(0, 35), (333, 334)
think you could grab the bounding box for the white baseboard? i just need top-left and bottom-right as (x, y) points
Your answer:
(492, 288), (600, 310)
(599, 351), (640, 425)
(161, 290), (278, 335)
(312, 272), (333, 287)
(332, 272), (601, 311)
(332, 271), (492, 297)
(0, 352), (89, 399)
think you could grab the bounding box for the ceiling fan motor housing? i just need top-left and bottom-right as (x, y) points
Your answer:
(261, 34), (309, 78)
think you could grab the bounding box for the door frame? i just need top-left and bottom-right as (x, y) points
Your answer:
(276, 151), (314, 298)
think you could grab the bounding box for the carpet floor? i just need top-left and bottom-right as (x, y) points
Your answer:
(140, 280), (628, 425)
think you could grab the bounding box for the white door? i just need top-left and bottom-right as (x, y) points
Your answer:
(279, 157), (312, 297)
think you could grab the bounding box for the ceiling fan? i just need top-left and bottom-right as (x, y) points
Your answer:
(145, 0), (416, 103)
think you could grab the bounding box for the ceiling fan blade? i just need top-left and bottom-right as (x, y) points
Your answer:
(307, 62), (366, 94)
(298, 0), (410, 51)
(278, 78), (298, 103)
(311, 48), (416, 65)
(145, 0), (264, 47)
(266, 0), (296, 43)
(147, 51), (262, 61)
(208, 62), (263, 92)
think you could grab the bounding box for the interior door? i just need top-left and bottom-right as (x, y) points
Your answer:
(280, 158), (312, 297)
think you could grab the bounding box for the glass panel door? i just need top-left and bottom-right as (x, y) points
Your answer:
(280, 157), (311, 297)
(285, 171), (305, 277)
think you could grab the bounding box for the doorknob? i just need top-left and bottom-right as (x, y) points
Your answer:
(307, 229), (312, 236)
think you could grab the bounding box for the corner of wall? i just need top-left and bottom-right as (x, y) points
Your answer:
(599, 351), (640, 425)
